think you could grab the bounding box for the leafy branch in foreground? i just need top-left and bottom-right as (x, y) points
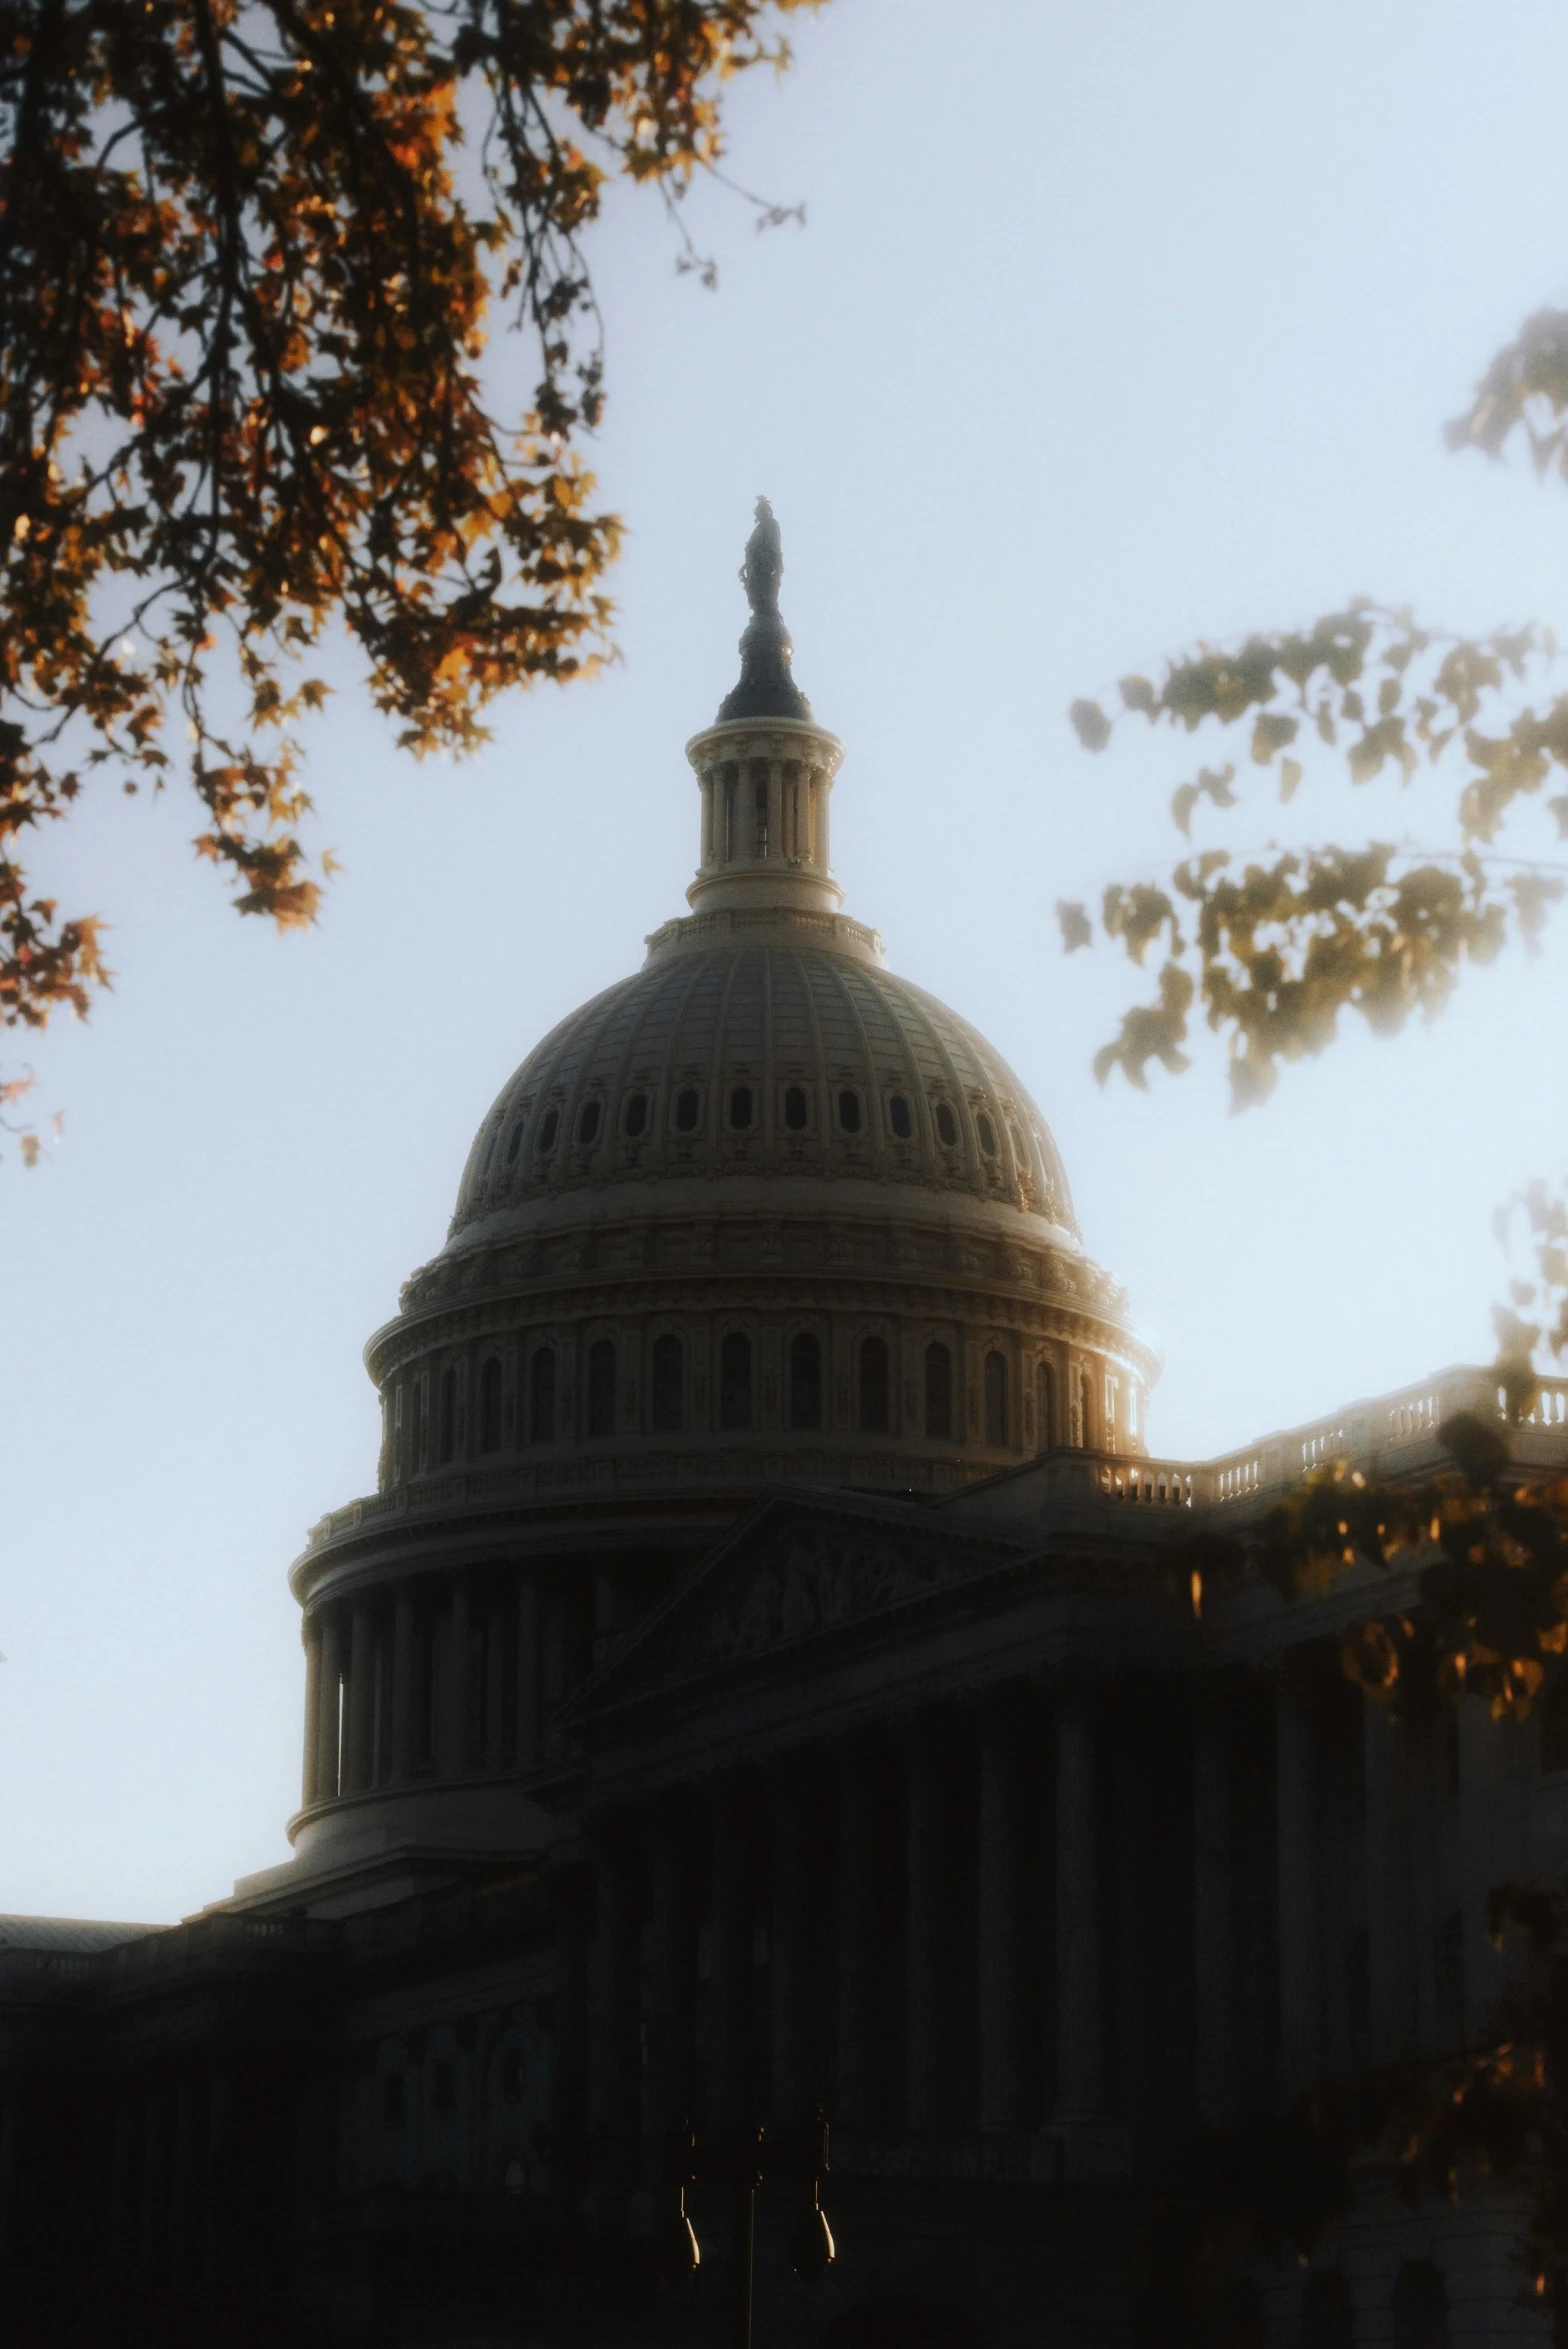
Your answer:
(0, 0), (815, 1068)
(1059, 603), (1566, 1107)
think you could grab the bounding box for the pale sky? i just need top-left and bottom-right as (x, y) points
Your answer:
(7, 0), (1568, 1923)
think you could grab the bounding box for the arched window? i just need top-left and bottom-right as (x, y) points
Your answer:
(624, 1091), (648, 1137)
(674, 1087), (701, 1133)
(925, 1342), (953, 1440)
(720, 1332), (753, 1431)
(934, 1101), (959, 1148)
(505, 1120), (524, 1164)
(859, 1335), (890, 1433)
(729, 1084), (753, 1130)
(587, 1339), (616, 1438)
(783, 1085), (809, 1131)
(438, 1366), (457, 1464)
(789, 1333), (822, 1429)
(838, 1089), (862, 1134)
(529, 1347), (556, 1443)
(478, 1358), (503, 1454)
(888, 1093), (913, 1139)
(976, 1111), (998, 1156)
(537, 1108), (559, 1155)
(1303, 2270), (1356, 2349)
(1391, 2261), (1448, 2349)
(1036, 1360), (1055, 1452)
(984, 1351), (1008, 1447)
(651, 1334), (683, 1432)
(577, 1099), (601, 1145)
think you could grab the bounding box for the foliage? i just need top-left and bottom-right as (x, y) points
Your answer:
(0, 0), (813, 1124)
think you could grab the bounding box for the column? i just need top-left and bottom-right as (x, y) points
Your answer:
(514, 1575), (540, 1769)
(314, 1611), (342, 1805)
(588, 1838), (640, 2149)
(765, 759), (784, 862)
(485, 1595), (507, 1772)
(1192, 1694), (1237, 2123)
(710, 1788), (752, 2134)
(345, 1601), (376, 1794)
(977, 1714), (1026, 2133)
(770, 1774), (814, 2131)
(810, 768), (829, 869)
(1275, 1661), (1321, 2098)
(389, 1587), (416, 1784)
(1055, 1689), (1102, 2117)
(645, 1808), (696, 2164)
(552, 1868), (594, 2201)
(905, 1734), (949, 2132)
(835, 1748), (881, 2130)
(441, 1578), (470, 1778)
(700, 769), (715, 866)
(301, 1618), (323, 1808)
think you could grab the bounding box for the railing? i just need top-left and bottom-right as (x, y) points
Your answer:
(1096, 1460), (1195, 1508)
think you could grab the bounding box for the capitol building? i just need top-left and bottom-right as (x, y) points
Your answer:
(4, 508), (1567, 2349)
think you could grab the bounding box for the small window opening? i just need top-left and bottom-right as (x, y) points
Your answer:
(783, 1085), (808, 1132)
(651, 1333), (683, 1432)
(505, 1121), (524, 1164)
(675, 1087), (700, 1133)
(789, 1333), (822, 1430)
(577, 1099), (601, 1146)
(438, 1366), (457, 1465)
(729, 1085), (753, 1131)
(934, 1102), (959, 1148)
(889, 1093), (913, 1140)
(587, 1338), (616, 1438)
(529, 1347), (556, 1443)
(754, 771), (769, 859)
(479, 1357), (503, 1453)
(624, 1092), (648, 1138)
(720, 1332), (753, 1431)
(977, 1111), (998, 1156)
(925, 1342), (953, 1440)
(837, 1089), (862, 1134)
(984, 1351), (1009, 1447)
(537, 1108), (559, 1155)
(859, 1335), (890, 1433)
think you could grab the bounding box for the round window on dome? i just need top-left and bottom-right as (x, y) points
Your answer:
(977, 1112), (998, 1156)
(837, 1089), (862, 1134)
(729, 1085), (753, 1131)
(578, 1099), (601, 1146)
(505, 1120), (525, 1164)
(783, 1085), (809, 1132)
(888, 1093), (913, 1140)
(934, 1101), (959, 1148)
(537, 1109), (559, 1155)
(674, 1086), (701, 1134)
(624, 1091), (648, 1138)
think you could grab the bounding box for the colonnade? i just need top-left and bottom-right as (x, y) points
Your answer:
(695, 752), (833, 878)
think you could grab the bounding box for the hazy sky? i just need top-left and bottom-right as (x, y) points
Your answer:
(7, 0), (1568, 1923)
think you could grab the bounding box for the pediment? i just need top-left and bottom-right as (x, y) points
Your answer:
(576, 1492), (1026, 1715)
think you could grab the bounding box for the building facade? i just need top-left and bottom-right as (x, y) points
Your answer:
(5, 506), (1568, 2349)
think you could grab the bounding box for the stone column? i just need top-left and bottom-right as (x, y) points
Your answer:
(810, 768), (829, 869)
(710, 1788), (753, 2134)
(1192, 1694), (1237, 2123)
(301, 1618), (323, 1808)
(345, 1602), (376, 1795)
(645, 1808), (696, 2164)
(835, 1748), (881, 2129)
(905, 1733), (949, 2132)
(314, 1611), (342, 1805)
(586, 1841), (638, 2151)
(766, 759), (784, 862)
(514, 1575), (540, 1769)
(442, 1578), (470, 1778)
(389, 1588), (416, 1784)
(700, 769), (715, 867)
(1275, 1661), (1321, 2098)
(1055, 1689), (1102, 2116)
(770, 1772), (814, 2131)
(977, 1713), (1027, 2133)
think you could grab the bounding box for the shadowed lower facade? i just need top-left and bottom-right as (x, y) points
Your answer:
(4, 507), (1567, 2349)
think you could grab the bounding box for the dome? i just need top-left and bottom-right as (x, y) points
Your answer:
(447, 925), (1079, 1251)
